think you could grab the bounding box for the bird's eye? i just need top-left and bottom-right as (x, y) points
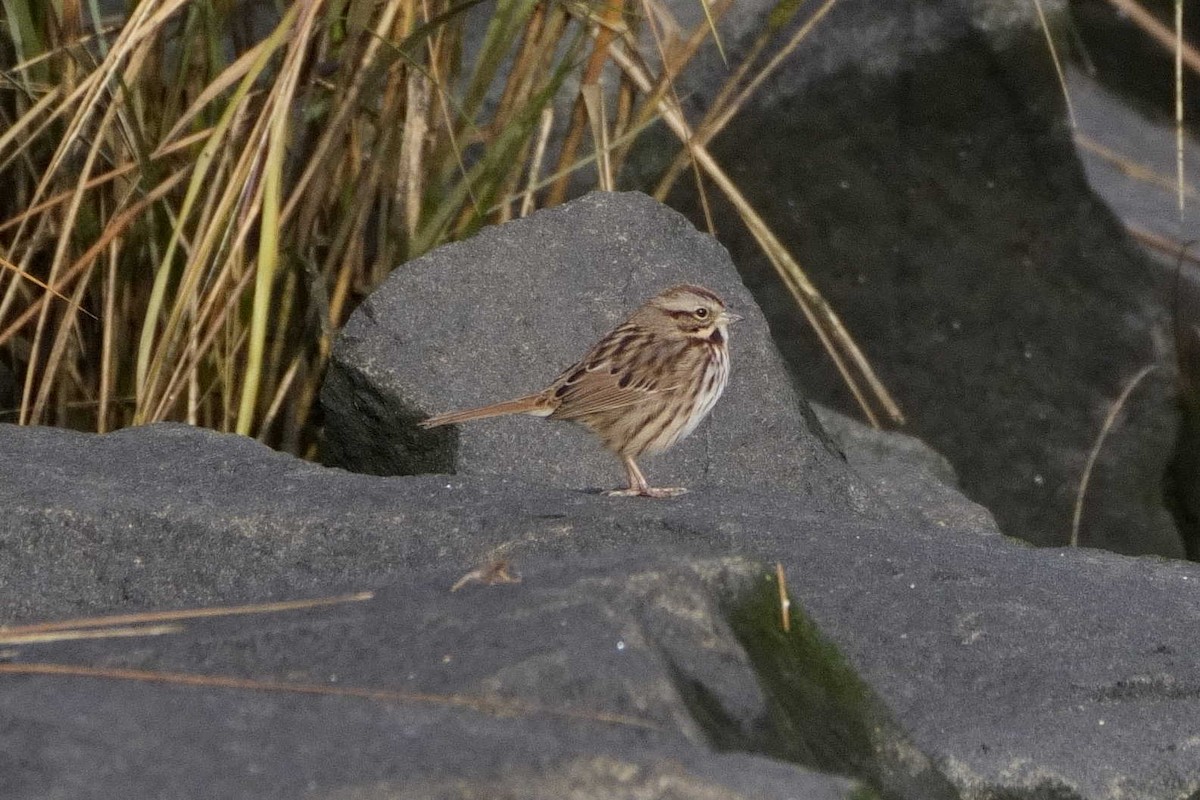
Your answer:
(694, 307), (709, 319)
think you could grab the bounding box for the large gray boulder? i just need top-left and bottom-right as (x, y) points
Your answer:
(320, 191), (871, 513)
(657, 0), (1182, 558)
(3, 422), (1200, 799)
(3, 542), (869, 799)
(811, 401), (999, 533)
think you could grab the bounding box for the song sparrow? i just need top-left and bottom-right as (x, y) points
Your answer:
(419, 284), (741, 497)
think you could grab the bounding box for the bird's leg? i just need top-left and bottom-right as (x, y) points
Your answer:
(605, 455), (687, 498)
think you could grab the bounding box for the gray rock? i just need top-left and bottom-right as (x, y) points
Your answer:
(811, 402), (999, 533)
(0, 550), (869, 800)
(321, 191), (871, 514)
(658, 0), (1181, 557)
(3, 422), (1200, 798)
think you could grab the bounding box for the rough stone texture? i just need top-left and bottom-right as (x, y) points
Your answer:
(810, 402), (998, 534)
(321, 191), (872, 515)
(656, 0), (1182, 558)
(3, 422), (1200, 799)
(1, 550), (867, 800)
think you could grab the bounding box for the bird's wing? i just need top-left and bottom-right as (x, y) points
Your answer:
(547, 358), (680, 420)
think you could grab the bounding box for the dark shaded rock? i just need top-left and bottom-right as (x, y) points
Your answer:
(657, 0), (1181, 557)
(0, 360), (14, 420)
(3, 423), (1200, 798)
(1167, 324), (1200, 561)
(321, 191), (871, 513)
(1070, 0), (1200, 127)
(1064, 67), (1200, 561)
(811, 402), (998, 534)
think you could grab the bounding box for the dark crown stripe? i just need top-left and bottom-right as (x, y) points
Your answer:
(670, 284), (724, 305)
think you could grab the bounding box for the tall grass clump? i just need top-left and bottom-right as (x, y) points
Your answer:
(0, 0), (898, 455)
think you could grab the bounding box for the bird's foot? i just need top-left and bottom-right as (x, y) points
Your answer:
(605, 486), (688, 499)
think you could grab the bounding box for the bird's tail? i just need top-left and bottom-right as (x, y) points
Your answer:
(419, 393), (551, 428)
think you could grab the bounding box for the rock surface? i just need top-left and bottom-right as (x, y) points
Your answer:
(7, 5), (1200, 798)
(321, 191), (872, 515)
(2, 546), (867, 800)
(3, 422), (1200, 799)
(1064, 64), (1200, 561)
(659, 0), (1182, 557)
(811, 402), (998, 534)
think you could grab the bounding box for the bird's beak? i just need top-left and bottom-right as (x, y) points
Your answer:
(723, 311), (743, 325)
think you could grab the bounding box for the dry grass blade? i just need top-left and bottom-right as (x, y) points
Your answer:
(1103, 0), (1200, 74)
(0, 170), (190, 349)
(653, 0), (838, 200)
(135, 6), (302, 410)
(1075, 134), (1199, 198)
(1174, 0), (1184, 225)
(0, 662), (662, 729)
(13, 0), (189, 244)
(22, 86), (127, 424)
(612, 0), (731, 182)
(278, 0), (407, 227)
(0, 591), (376, 635)
(0, 85), (62, 173)
(775, 562), (790, 633)
(399, 70), (432, 237)
(0, 255), (95, 319)
(156, 43), (272, 152)
(0, 128), (212, 236)
(545, 0), (627, 206)
(1123, 223), (1200, 265)
(493, 112), (662, 214)
(1071, 364), (1159, 547)
(608, 43), (904, 425)
(521, 106), (555, 216)
(694, 0), (728, 65)
(623, 0), (901, 425)
(1032, 0), (1076, 131)
(148, 252), (257, 425)
(635, 0), (716, 231)
(2, 0), (826, 447)
(237, 2), (322, 436)
(582, 84), (613, 191)
(0, 624), (183, 646)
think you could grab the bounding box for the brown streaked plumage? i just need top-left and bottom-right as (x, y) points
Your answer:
(419, 284), (740, 497)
